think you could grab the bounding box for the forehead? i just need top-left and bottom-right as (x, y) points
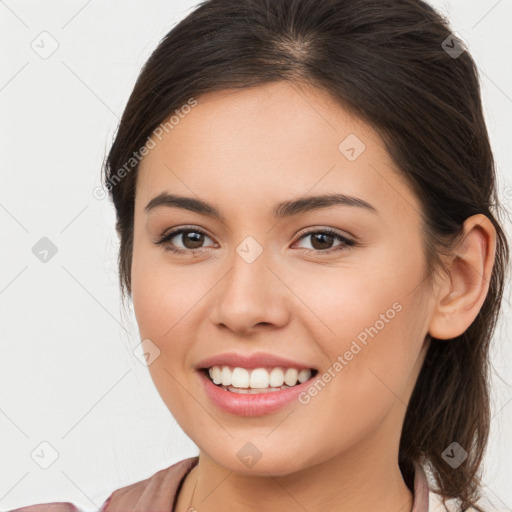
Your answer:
(135, 81), (421, 222)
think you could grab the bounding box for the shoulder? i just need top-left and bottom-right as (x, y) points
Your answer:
(429, 491), (507, 512)
(9, 504), (80, 512)
(415, 462), (501, 512)
(102, 456), (199, 511)
(8, 457), (199, 512)
(429, 491), (467, 511)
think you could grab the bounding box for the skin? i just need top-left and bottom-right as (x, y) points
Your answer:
(130, 81), (496, 512)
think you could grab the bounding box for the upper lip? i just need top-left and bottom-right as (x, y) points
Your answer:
(195, 352), (317, 371)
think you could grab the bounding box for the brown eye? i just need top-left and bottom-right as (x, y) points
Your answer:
(310, 232), (335, 250)
(155, 227), (216, 254)
(295, 229), (356, 253)
(176, 230), (206, 249)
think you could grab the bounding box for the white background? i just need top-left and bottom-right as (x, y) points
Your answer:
(1, 0), (511, 510)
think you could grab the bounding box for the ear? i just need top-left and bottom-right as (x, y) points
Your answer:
(428, 214), (497, 340)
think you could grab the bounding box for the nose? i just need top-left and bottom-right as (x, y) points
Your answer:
(209, 247), (291, 335)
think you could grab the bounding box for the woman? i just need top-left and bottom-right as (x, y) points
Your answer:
(15, 0), (509, 510)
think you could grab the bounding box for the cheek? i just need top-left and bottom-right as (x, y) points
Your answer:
(293, 244), (427, 397)
(288, 272), (425, 464)
(131, 247), (202, 420)
(131, 237), (205, 339)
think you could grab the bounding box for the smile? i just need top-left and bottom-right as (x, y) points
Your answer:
(197, 366), (319, 416)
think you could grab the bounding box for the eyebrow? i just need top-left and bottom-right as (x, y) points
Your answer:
(144, 192), (378, 221)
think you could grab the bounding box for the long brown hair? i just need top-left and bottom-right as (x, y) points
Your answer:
(102, 1), (510, 510)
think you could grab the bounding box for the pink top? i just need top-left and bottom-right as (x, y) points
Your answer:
(10, 457), (434, 511)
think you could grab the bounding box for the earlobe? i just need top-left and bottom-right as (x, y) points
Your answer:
(428, 214), (496, 340)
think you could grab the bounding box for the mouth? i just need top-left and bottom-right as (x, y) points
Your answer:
(198, 365), (319, 394)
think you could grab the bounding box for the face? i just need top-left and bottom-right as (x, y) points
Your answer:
(131, 81), (436, 476)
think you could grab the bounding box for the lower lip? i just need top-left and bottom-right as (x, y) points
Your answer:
(197, 370), (317, 416)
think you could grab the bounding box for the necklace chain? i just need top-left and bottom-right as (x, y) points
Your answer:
(186, 463), (200, 512)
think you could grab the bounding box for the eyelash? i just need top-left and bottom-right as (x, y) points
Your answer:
(154, 226), (357, 255)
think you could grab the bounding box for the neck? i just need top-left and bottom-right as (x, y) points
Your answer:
(176, 432), (415, 512)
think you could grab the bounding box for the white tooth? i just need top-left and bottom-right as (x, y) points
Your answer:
(284, 368), (299, 386)
(249, 368), (269, 388)
(221, 365), (232, 386)
(298, 368), (311, 383)
(211, 365), (222, 385)
(211, 365), (312, 389)
(225, 384), (291, 394)
(231, 367), (250, 388)
(269, 367), (285, 387)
